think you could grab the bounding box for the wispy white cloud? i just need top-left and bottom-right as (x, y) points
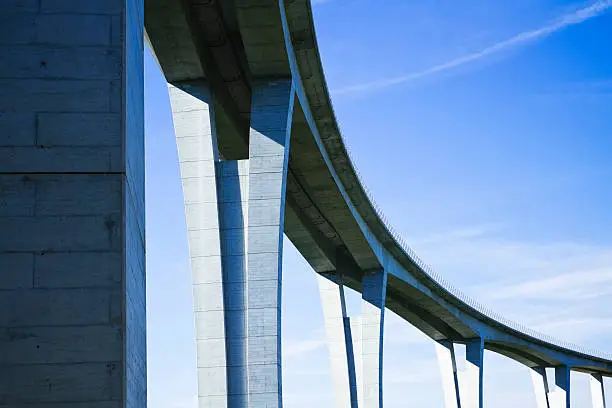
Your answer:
(333, 0), (612, 95)
(487, 266), (612, 300)
(384, 359), (439, 385)
(408, 223), (503, 246)
(283, 337), (327, 358)
(405, 224), (612, 352)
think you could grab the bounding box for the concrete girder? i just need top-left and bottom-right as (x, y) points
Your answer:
(280, 0), (612, 378)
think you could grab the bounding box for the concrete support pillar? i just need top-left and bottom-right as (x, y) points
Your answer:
(246, 80), (295, 408)
(0, 1), (145, 407)
(170, 79), (294, 408)
(351, 317), (364, 408)
(461, 339), (485, 408)
(361, 269), (387, 408)
(435, 341), (461, 408)
(435, 339), (484, 408)
(530, 366), (572, 408)
(589, 374), (606, 408)
(318, 275), (358, 408)
(530, 367), (552, 408)
(550, 366), (571, 408)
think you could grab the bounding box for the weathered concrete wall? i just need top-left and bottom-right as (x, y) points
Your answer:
(0, 1), (145, 407)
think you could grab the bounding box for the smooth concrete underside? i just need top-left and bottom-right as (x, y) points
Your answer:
(145, 0), (612, 376)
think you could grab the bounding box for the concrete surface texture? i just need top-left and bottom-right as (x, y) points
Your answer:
(0, 0), (146, 407)
(169, 80), (294, 408)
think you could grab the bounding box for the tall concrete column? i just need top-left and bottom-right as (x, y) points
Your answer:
(550, 366), (571, 408)
(589, 374), (606, 408)
(435, 341), (462, 408)
(361, 269), (387, 408)
(246, 79), (295, 408)
(435, 339), (484, 408)
(530, 367), (552, 408)
(0, 1), (145, 407)
(318, 275), (358, 408)
(170, 80), (294, 408)
(461, 338), (485, 408)
(530, 366), (572, 408)
(351, 316), (364, 408)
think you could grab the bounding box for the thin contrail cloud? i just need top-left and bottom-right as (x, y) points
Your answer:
(333, 0), (612, 95)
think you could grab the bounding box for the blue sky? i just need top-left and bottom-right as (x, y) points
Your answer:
(144, 1), (612, 407)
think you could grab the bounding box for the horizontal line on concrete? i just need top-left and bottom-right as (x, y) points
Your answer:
(0, 250), (122, 255)
(0, 171), (125, 175)
(0, 357), (125, 370)
(0, 73), (119, 80)
(1, 323), (123, 330)
(0, 398), (125, 406)
(0, 360), (124, 369)
(0, 75), (121, 81)
(0, 287), (122, 293)
(16, 10), (124, 16)
(0, 214), (122, 220)
(0, 285), (121, 293)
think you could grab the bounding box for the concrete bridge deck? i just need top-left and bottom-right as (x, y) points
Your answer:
(145, 0), (612, 376)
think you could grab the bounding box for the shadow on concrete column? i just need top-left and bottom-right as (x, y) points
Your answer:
(435, 338), (484, 408)
(318, 274), (359, 408)
(169, 79), (295, 408)
(361, 269), (387, 408)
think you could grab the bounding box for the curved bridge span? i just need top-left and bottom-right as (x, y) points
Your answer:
(146, 1), (612, 407)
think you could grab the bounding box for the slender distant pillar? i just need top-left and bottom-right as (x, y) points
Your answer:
(170, 79), (294, 408)
(530, 367), (552, 408)
(461, 339), (485, 408)
(318, 275), (358, 408)
(547, 366), (571, 408)
(361, 269), (387, 408)
(530, 366), (572, 408)
(351, 317), (364, 408)
(435, 341), (462, 408)
(0, 1), (145, 407)
(435, 339), (484, 408)
(589, 374), (606, 408)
